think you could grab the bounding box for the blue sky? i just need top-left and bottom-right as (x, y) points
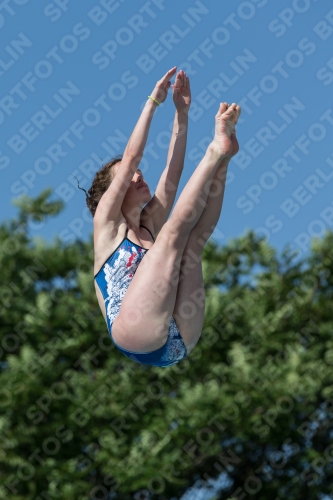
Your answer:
(2, 0), (333, 263)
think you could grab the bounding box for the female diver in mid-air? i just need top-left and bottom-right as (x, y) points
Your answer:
(86, 67), (241, 367)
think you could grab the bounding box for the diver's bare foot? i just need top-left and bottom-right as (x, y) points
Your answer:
(211, 102), (241, 159)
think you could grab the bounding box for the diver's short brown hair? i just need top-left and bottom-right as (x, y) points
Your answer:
(80, 156), (122, 217)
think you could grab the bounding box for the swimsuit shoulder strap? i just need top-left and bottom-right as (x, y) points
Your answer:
(140, 224), (155, 242)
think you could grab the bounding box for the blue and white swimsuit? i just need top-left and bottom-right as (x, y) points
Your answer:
(94, 225), (188, 367)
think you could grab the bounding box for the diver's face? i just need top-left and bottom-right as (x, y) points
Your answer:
(116, 164), (151, 206)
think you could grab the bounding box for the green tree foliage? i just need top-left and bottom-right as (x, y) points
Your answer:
(1, 190), (333, 500)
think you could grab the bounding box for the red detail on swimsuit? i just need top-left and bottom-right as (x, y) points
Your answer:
(126, 252), (137, 268)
